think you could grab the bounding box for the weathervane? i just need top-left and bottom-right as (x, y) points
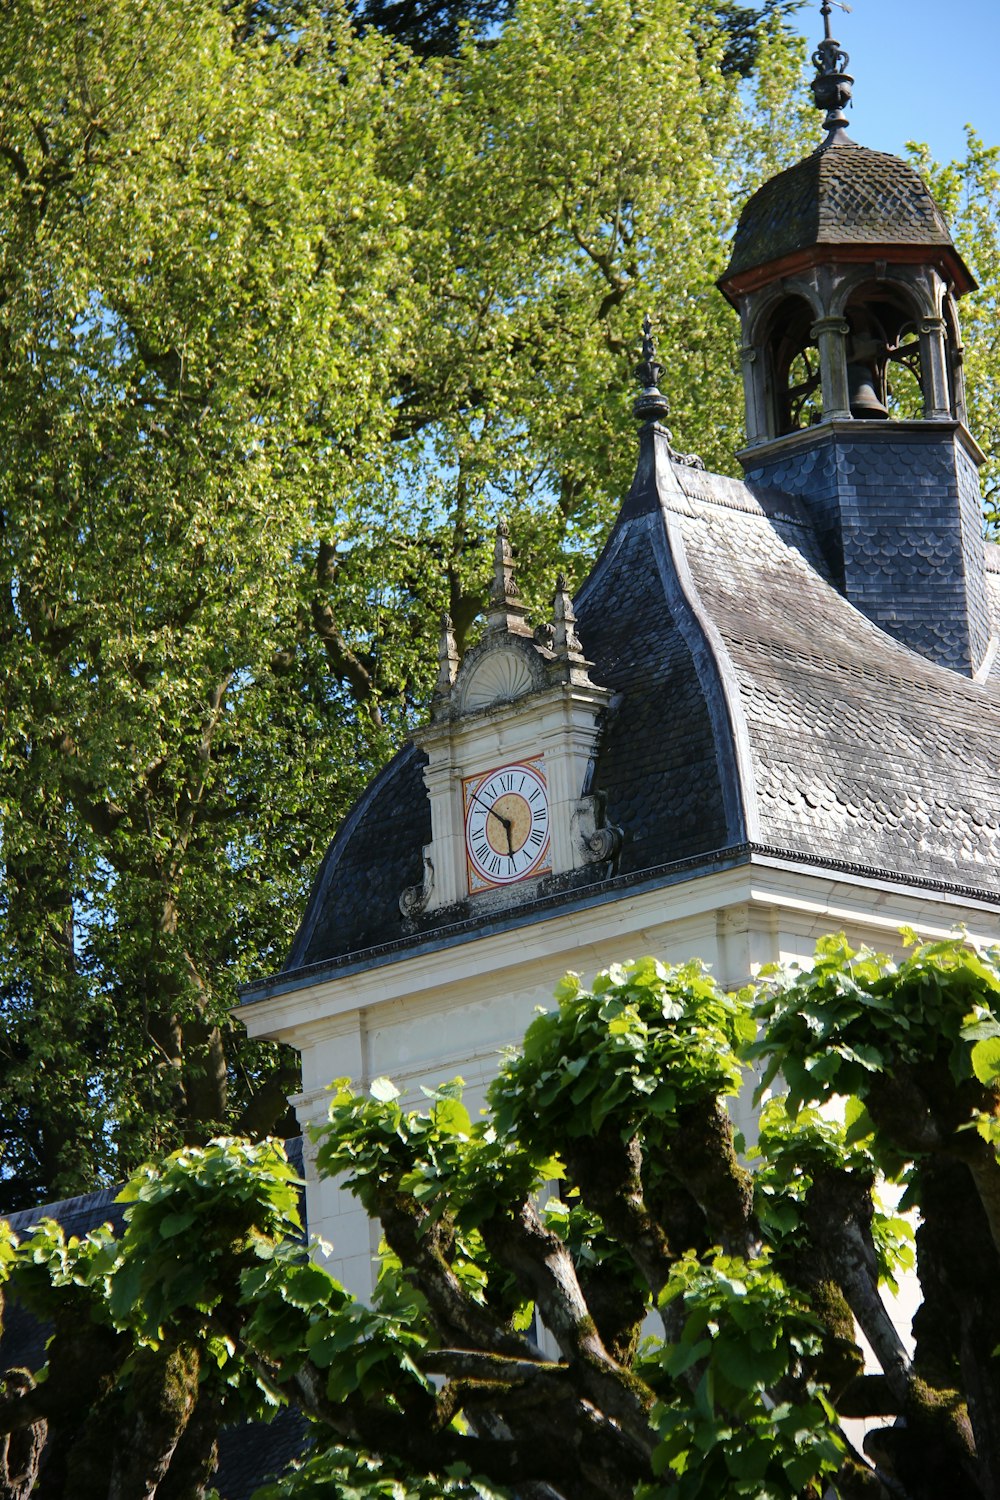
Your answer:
(821, 0), (852, 30)
(812, 0), (854, 141)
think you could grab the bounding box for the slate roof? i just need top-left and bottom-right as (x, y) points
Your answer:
(666, 462), (1000, 879)
(1, 1139), (309, 1500)
(286, 743), (429, 971)
(724, 138), (959, 280)
(260, 423), (1000, 991)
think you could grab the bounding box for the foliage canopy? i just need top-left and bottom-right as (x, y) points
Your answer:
(0, 0), (816, 1209)
(3, 935), (1000, 1498)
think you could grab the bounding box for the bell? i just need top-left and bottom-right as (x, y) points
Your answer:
(846, 362), (889, 419)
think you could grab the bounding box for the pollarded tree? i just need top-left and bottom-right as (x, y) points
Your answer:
(3, 933), (1000, 1498)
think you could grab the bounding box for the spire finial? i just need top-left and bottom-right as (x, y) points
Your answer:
(486, 518), (531, 635)
(811, 0), (854, 144)
(630, 315), (705, 470)
(633, 313), (671, 423)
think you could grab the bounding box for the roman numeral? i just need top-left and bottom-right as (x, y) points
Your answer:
(528, 827), (544, 847)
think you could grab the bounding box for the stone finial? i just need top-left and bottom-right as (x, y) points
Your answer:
(548, 572), (596, 686)
(633, 313), (671, 423)
(551, 573), (585, 661)
(489, 518), (520, 608)
(434, 612), (459, 698)
(486, 519), (531, 635)
(811, 0), (854, 143)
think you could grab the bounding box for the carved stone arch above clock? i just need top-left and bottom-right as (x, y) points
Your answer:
(455, 637), (548, 716)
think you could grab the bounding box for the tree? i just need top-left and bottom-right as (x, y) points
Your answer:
(915, 133), (1000, 530)
(0, 0), (816, 1209)
(230, 0), (800, 69)
(3, 932), (1000, 1499)
(0, 0), (418, 1206)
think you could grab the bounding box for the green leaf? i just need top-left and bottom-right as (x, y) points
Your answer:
(971, 1037), (1000, 1086)
(157, 1211), (196, 1239)
(369, 1077), (401, 1103)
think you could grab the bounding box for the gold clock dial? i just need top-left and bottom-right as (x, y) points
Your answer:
(463, 760), (550, 891)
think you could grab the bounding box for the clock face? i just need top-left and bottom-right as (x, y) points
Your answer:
(463, 758), (551, 892)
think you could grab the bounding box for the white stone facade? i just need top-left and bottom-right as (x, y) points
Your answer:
(240, 855), (1000, 1300)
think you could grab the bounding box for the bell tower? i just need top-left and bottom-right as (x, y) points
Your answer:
(718, 2), (991, 678)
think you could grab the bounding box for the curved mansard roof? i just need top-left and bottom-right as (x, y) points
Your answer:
(262, 426), (1000, 992)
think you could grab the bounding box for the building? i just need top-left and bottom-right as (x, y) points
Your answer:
(239, 5), (1000, 1303)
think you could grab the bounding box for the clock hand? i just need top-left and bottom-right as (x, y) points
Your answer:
(468, 788), (513, 835)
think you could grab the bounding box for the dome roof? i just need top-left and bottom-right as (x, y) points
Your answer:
(724, 139), (964, 284)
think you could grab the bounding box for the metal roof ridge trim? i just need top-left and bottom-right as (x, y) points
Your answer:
(666, 472), (816, 527)
(652, 461), (759, 845)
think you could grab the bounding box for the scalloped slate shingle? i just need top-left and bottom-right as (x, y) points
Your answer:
(669, 468), (1000, 880)
(288, 744), (429, 969)
(725, 140), (954, 278)
(742, 428), (992, 676)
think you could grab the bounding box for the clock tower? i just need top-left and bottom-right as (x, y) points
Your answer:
(401, 519), (619, 920)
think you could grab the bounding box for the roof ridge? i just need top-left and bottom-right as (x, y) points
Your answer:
(652, 459), (761, 844)
(667, 468), (815, 527)
(5, 1183), (123, 1232)
(732, 634), (1000, 708)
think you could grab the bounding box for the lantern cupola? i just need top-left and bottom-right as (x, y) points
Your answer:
(717, 3), (990, 678)
(720, 0), (974, 438)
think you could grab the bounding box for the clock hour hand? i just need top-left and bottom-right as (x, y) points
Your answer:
(468, 789), (513, 844)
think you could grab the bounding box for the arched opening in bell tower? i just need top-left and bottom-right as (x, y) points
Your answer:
(843, 283), (925, 421)
(766, 295), (823, 436)
(755, 278), (961, 439)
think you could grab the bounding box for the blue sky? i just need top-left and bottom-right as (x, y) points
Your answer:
(790, 0), (999, 163)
